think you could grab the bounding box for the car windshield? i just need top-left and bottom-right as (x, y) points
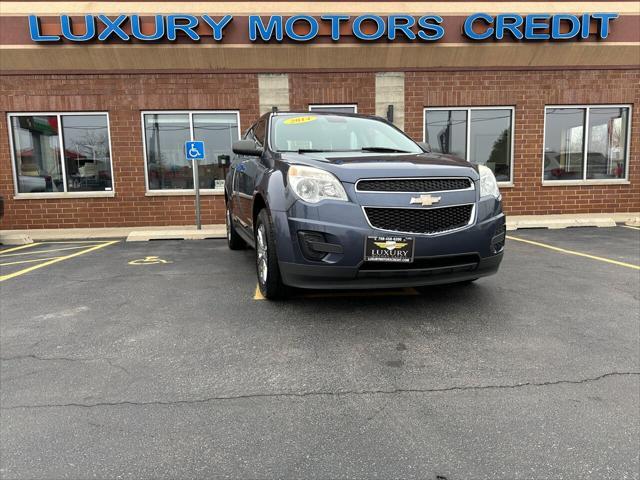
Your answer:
(271, 114), (423, 154)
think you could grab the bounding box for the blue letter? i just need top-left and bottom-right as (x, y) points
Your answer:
(352, 15), (385, 41)
(581, 13), (591, 39)
(28, 15), (60, 41)
(285, 15), (318, 42)
(495, 14), (523, 40)
(592, 13), (618, 39)
(61, 15), (95, 41)
(167, 15), (199, 41)
(249, 15), (283, 41)
(524, 14), (550, 40)
(320, 15), (349, 41)
(131, 15), (165, 41)
(388, 15), (416, 40)
(551, 14), (580, 39)
(417, 15), (444, 41)
(97, 15), (129, 41)
(463, 13), (494, 40)
(201, 15), (233, 40)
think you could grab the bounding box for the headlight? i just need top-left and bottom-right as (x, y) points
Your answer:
(288, 165), (348, 203)
(478, 165), (500, 198)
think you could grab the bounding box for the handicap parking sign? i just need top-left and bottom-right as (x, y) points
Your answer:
(185, 141), (205, 160)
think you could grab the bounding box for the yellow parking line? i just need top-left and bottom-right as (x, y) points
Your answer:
(0, 243), (39, 255)
(506, 235), (640, 271)
(39, 240), (114, 244)
(254, 285), (265, 300)
(0, 244), (100, 257)
(0, 241), (119, 282)
(621, 225), (640, 231)
(0, 256), (62, 267)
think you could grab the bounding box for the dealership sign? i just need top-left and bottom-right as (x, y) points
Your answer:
(28, 13), (619, 43)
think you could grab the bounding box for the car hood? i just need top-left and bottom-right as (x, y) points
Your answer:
(278, 151), (479, 183)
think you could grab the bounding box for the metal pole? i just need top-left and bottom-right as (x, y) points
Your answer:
(193, 158), (201, 230)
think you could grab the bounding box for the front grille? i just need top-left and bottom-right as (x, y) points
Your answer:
(357, 178), (472, 193)
(364, 204), (474, 234)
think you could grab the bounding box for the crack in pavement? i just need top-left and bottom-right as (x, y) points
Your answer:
(1, 371), (637, 410)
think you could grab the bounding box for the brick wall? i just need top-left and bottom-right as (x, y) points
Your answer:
(404, 69), (640, 215)
(0, 73), (259, 229)
(0, 69), (638, 230)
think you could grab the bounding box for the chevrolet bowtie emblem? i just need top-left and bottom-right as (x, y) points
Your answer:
(410, 195), (441, 207)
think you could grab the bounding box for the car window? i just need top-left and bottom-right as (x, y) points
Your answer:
(253, 117), (267, 146)
(271, 115), (422, 153)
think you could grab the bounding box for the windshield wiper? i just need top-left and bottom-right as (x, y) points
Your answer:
(360, 146), (412, 153)
(296, 148), (329, 153)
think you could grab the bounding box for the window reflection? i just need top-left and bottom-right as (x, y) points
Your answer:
(425, 108), (513, 182)
(193, 114), (238, 190)
(144, 114), (192, 190)
(587, 108), (629, 179)
(62, 115), (112, 191)
(544, 108), (585, 180)
(469, 110), (512, 182)
(11, 116), (63, 193)
(425, 110), (467, 160)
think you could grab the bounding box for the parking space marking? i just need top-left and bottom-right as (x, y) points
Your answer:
(0, 256), (63, 267)
(253, 284), (419, 300)
(0, 244), (106, 258)
(0, 241), (119, 282)
(506, 235), (640, 271)
(621, 225), (640, 231)
(0, 243), (39, 255)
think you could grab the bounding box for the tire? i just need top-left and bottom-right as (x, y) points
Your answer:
(226, 202), (246, 250)
(255, 209), (287, 300)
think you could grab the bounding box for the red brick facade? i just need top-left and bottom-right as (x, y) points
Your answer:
(1, 69), (638, 229)
(404, 69), (640, 215)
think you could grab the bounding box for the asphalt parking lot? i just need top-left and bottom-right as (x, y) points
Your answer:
(1, 227), (639, 480)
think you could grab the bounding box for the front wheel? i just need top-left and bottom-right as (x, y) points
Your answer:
(255, 209), (287, 300)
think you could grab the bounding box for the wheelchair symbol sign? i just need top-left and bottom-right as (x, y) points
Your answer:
(185, 141), (205, 160)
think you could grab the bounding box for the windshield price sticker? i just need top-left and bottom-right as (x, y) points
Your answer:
(365, 236), (415, 263)
(283, 116), (317, 125)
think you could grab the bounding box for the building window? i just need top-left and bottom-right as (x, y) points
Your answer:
(544, 106), (630, 182)
(143, 111), (240, 191)
(424, 107), (514, 183)
(309, 104), (358, 114)
(9, 113), (113, 194)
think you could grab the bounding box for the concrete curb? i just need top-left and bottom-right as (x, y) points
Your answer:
(2, 213), (638, 245)
(126, 227), (226, 242)
(506, 213), (640, 231)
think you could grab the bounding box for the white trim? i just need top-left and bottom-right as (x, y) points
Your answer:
(542, 104), (632, 183)
(144, 190), (225, 197)
(542, 180), (631, 187)
(7, 112), (115, 197)
(141, 110), (241, 194)
(422, 106), (515, 184)
(14, 192), (116, 200)
(309, 104), (358, 114)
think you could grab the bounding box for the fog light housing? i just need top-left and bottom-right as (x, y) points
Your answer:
(491, 224), (506, 253)
(297, 231), (343, 261)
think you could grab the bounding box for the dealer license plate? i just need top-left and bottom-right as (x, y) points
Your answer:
(365, 236), (415, 263)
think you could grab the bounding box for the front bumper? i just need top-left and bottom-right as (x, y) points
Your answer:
(272, 197), (505, 290)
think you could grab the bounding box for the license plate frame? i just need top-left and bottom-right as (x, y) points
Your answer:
(364, 236), (415, 263)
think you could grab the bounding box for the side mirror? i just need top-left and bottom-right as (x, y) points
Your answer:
(232, 140), (263, 156)
(417, 141), (431, 153)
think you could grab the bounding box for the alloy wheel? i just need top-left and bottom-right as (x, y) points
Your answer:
(256, 224), (268, 284)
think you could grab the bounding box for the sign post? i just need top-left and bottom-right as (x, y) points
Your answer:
(185, 141), (206, 230)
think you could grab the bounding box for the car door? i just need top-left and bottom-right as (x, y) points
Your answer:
(237, 115), (269, 232)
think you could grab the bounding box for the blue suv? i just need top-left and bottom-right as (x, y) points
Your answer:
(226, 111), (505, 299)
